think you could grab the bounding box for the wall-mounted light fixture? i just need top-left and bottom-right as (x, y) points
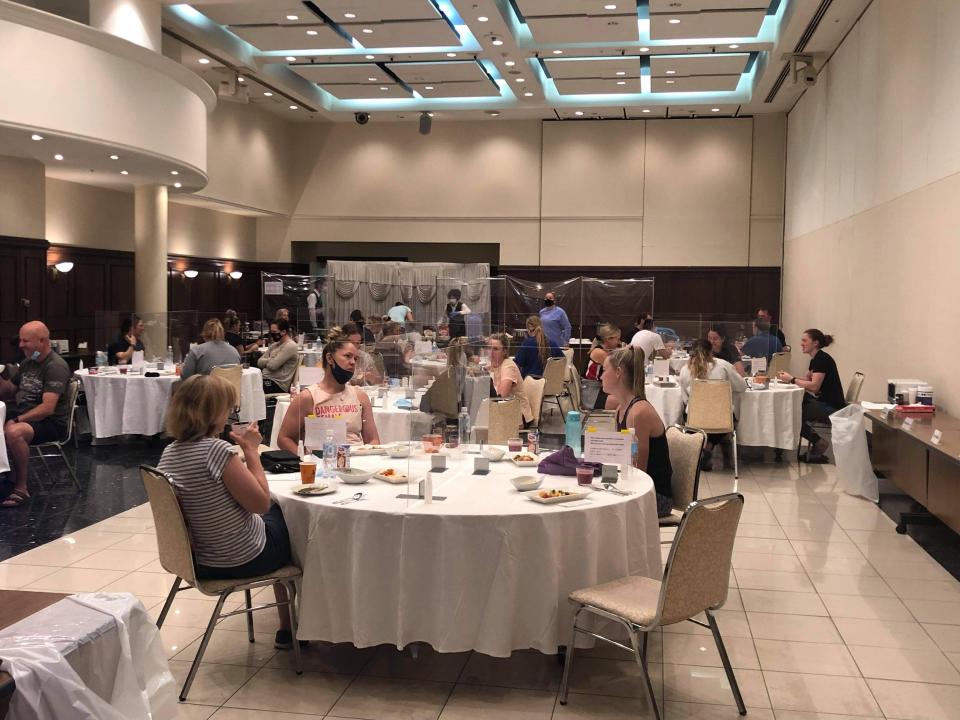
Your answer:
(54, 261), (74, 273)
(183, 270), (199, 279)
(229, 271), (243, 280)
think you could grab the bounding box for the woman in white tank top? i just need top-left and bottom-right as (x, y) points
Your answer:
(277, 329), (381, 452)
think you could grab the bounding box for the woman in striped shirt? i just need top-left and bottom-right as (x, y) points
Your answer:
(157, 374), (298, 650)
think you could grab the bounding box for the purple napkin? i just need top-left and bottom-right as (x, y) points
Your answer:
(537, 445), (602, 476)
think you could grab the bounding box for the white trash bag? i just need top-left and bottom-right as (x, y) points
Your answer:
(829, 404), (879, 503)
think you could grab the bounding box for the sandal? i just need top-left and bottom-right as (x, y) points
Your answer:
(1, 490), (30, 508)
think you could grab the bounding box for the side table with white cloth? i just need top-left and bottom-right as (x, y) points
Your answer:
(78, 367), (266, 440)
(0, 402), (8, 473)
(736, 383), (804, 450)
(269, 451), (661, 657)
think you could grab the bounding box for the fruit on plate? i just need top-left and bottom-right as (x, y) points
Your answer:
(513, 454), (537, 462)
(538, 489), (572, 498)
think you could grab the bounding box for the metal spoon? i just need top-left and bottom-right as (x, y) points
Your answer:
(333, 492), (365, 505)
(602, 483), (633, 496)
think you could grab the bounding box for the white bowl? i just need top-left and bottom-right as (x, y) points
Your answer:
(386, 444), (411, 458)
(482, 447), (506, 461)
(336, 468), (374, 484)
(511, 475), (543, 491)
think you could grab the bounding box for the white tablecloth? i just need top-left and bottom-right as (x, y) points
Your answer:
(270, 451), (660, 656)
(78, 367), (266, 439)
(0, 401), (9, 473)
(737, 383), (804, 450)
(645, 383), (683, 427)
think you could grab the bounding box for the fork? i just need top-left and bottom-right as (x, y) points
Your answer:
(333, 492), (365, 505)
(601, 483), (633, 496)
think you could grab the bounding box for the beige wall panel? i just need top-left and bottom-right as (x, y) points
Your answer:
(643, 118), (752, 266)
(784, 77), (826, 240)
(293, 121), (542, 218)
(168, 202), (256, 260)
(751, 114), (786, 216)
(540, 120), (645, 218)
(748, 217), (782, 266)
(538, 219), (643, 265)
(823, 30), (858, 227)
(0, 156), (45, 239)
(45, 177), (131, 250)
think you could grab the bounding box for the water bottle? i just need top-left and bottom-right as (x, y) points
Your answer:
(322, 430), (336, 479)
(565, 410), (582, 456)
(165, 345), (174, 365)
(458, 408), (471, 449)
(95, 350), (107, 368)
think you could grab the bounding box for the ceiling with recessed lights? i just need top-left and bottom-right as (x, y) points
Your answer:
(162, 0), (870, 122)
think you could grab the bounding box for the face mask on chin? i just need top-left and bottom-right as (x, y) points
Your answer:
(30, 350), (41, 361)
(330, 359), (354, 385)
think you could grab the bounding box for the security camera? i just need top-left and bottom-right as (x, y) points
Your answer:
(354, 111), (370, 125)
(801, 68), (818, 86)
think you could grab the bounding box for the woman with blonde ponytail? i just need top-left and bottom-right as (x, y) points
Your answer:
(585, 322), (624, 410)
(514, 315), (562, 378)
(602, 345), (674, 517)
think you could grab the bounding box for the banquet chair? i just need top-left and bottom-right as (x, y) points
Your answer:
(523, 376), (546, 428)
(29, 377), (81, 492)
(487, 397), (523, 445)
(797, 371), (865, 462)
(686, 380), (738, 478)
(211, 364), (243, 423)
(660, 426), (708, 530)
(559, 493), (746, 720)
(421, 369), (461, 420)
(768, 351), (791, 377)
(141, 466), (303, 701)
(540, 356), (568, 420)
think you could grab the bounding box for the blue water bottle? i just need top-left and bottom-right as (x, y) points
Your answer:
(565, 410), (582, 456)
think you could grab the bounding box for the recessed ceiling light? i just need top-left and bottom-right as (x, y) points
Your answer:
(198, 58), (210, 64)
(53, 154), (64, 161)
(365, 54), (375, 59)
(286, 56), (296, 62)
(486, 111), (501, 117)
(31, 134), (43, 141)
(173, 182), (182, 188)
(306, 29), (318, 35)
(238, 76), (245, 82)
(574, 111), (584, 116)
(424, 85), (434, 90)
(665, 69), (676, 74)
(120, 170), (129, 175)
(711, 107), (720, 112)
(505, 60), (516, 67)
(553, 50), (563, 55)
(289, 105), (298, 110)
(447, 52), (457, 57)
(604, 3), (617, 9)
(170, 170), (179, 175)
(263, 91), (273, 97)
(616, 71), (626, 76)
(642, 109), (651, 113)
(515, 77), (525, 83)
(286, 14), (299, 21)
(368, 76), (377, 81)
(344, 12), (356, 19)
(523, 91), (533, 96)
(380, 86), (389, 91)
(491, 37), (503, 46)
(477, 16), (488, 22)
(728, 44), (740, 49)
(639, 47), (649, 52)
(109, 154), (119, 160)
(617, 80), (626, 85)
(669, 18), (681, 24)
(665, 79), (675, 84)
(362, 28), (373, 34)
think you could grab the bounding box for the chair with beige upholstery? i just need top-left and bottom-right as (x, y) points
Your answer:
(141, 465), (303, 701)
(686, 379), (738, 478)
(30, 377), (82, 491)
(767, 351), (791, 377)
(661, 426), (707, 528)
(523, 375), (546, 428)
(211, 364), (243, 421)
(539, 356), (568, 420)
(845, 371), (865, 404)
(559, 493), (746, 720)
(487, 397), (523, 445)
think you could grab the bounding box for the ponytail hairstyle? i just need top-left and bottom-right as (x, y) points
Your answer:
(688, 338), (715, 380)
(322, 325), (355, 369)
(804, 328), (834, 349)
(525, 315), (549, 366)
(636, 313), (655, 331)
(589, 322), (621, 353)
(341, 321), (362, 338)
(607, 345), (646, 400)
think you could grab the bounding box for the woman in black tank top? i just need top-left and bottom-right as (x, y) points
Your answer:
(603, 346), (674, 517)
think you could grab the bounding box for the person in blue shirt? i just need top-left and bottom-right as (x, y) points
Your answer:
(740, 318), (783, 363)
(514, 316), (563, 378)
(538, 292), (571, 349)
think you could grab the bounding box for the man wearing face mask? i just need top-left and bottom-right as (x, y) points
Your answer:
(0, 321), (71, 507)
(441, 288), (471, 339)
(538, 292), (572, 349)
(257, 319), (299, 394)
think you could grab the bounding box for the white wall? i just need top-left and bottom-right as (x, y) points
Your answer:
(783, 0), (960, 412)
(45, 178), (256, 259)
(0, 155), (45, 239)
(271, 116), (786, 267)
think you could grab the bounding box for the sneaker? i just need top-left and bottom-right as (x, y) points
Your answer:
(274, 630), (293, 649)
(806, 438), (829, 463)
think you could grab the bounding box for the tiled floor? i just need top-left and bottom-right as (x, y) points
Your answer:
(3, 445), (960, 718)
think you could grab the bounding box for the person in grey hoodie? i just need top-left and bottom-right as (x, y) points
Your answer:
(181, 319), (242, 380)
(258, 319), (299, 393)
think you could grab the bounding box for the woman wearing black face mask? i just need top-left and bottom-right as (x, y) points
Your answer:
(277, 327), (381, 452)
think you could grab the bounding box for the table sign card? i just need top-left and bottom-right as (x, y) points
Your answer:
(131, 350), (145, 367)
(751, 356), (767, 374)
(264, 281), (283, 295)
(601, 464), (619, 482)
(473, 457), (490, 475)
(902, 417), (914, 432)
(304, 417), (346, 449)
(584, 430), (632, 466)
(431, 454), (448, 472)
(652, 358), (670, 379)
(931, 429), (943, 445)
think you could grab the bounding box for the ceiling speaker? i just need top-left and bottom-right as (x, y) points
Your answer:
(419, 111), (432, 135)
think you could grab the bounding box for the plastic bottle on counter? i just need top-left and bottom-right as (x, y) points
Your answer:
(565, 410), (582, 456)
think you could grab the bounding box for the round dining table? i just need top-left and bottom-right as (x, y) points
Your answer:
(77, 366), (267, 439)
(269, 449), (661, 657)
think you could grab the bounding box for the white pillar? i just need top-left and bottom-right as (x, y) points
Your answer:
(134, 185), (168, 356)
(89, 0), (162, 52)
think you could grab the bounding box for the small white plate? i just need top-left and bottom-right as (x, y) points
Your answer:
(292, 484), (335, 496)
(374, 470), (409, 484)
(511, 455), (540, 467)
(352, 445), (387, 456)
(525, 489), (589, 504)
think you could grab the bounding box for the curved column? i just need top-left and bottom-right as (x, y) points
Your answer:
(135, 185), (168, 353)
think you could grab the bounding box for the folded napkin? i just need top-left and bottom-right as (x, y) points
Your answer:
(537, 445), (601, 476)
(393, 398), (414, 409)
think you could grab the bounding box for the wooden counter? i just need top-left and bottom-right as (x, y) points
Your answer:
(867, 408), (960, 534)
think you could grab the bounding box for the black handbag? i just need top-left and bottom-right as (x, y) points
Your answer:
(260, 449), (300, 474)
